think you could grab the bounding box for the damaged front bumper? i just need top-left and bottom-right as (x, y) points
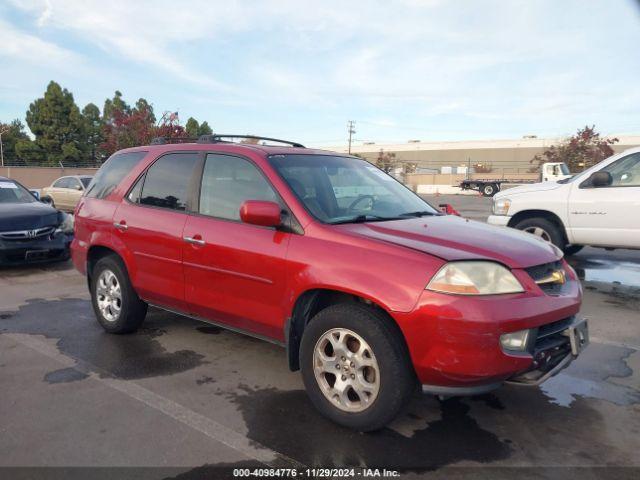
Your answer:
(506, 317), (589, 386)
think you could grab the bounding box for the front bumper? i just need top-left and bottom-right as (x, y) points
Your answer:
(487, 214), (511, 226)
(394, 266), (583, 392)
(0, 232), (72, 266)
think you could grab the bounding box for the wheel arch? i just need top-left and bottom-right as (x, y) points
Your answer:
(86, 245), (126, 289)
(285, 288), (411, 372)
(507, 209), (569, 243)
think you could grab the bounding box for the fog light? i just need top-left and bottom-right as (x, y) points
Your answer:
(500, 329), (530, 351)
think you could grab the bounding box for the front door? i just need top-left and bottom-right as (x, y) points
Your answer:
(567, 152), (640, 247)
(113, 152), (199, 311)
(183, 153), (291, 341)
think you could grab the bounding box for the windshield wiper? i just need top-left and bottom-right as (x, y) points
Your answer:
(398, 210), (436, 217)
(329, 214), (402, 225)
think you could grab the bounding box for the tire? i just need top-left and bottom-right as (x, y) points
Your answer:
(90, 254), (147, 334)
(563, 244), (584, 256)
(482, 183), (498, 197)
(299, 303), (416, 431)
(514, 217), (565, 249)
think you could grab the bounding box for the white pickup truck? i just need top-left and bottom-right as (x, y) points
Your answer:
(488, 147), (640, 254)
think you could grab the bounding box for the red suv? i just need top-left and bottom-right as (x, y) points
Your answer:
(72, 135), (588, 431)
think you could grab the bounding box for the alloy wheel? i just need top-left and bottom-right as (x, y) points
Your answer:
(313, 328), (380, 413)
(523, 226), (551, 242)
(96, 269), (122, 322)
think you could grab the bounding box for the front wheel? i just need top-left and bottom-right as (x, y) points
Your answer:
(299, 303), (416, 431)
(514, 217), (564, 249)
(90, 255), (147, 334)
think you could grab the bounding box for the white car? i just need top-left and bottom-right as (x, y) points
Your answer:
(488, 147), (640, 254)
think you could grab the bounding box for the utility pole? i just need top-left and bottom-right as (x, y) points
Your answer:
(0, 125), (9, 167)
(347, 120), (356, 154)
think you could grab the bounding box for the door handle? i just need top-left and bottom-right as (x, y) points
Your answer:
(183, 236), (205, 246)
(113, 221), (128, 231)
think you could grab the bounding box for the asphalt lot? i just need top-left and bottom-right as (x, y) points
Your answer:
(1, 195), (639, 479)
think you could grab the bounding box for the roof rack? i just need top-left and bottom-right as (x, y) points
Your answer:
(150, 134), (304, 148)
(197, 134), (304, 148)
(150, 137), (197, 145)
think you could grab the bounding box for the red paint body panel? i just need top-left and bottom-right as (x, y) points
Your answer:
(72, 142), (583, 389)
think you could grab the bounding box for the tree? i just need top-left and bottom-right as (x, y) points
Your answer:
(185, 117), (200, 137)
(198, 121), (213, 136)
(24, 81), (87, 165)
(103, 91), (130, 123)
(530, 125), (618, 172)
(82, 103), (104, 163)
(0, 119), (30, 164)
(375, 149), (397, 173)
(101, 93), (157, 156)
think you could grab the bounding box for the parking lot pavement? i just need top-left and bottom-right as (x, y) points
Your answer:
(1, 202), (639, 477)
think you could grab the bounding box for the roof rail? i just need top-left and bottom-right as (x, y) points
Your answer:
(150, 137), (198, 145)
(197, 134), (304, 148)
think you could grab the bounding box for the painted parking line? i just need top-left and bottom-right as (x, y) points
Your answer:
(4, 332), (306, 470)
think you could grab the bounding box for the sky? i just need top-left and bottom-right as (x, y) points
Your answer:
(1, 0), (639, 147)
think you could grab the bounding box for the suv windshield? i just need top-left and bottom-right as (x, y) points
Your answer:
(269, 154), (438, 224)
(0, 180), (37, 204)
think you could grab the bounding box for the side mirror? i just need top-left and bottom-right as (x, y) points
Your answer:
(239, 200), (282, 227)
(76, 185), (83, 191)
(40, 196), (53, 205)
(590, 171), (612, 187)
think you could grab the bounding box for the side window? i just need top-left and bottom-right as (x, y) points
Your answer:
(53, 178), (68, 188)
(600, 153), (640, 187)
(138, 153), (198, 211)
(85, 151), (147, 199)
(68, 178), (82, 190)
(199, 154), (278, 220)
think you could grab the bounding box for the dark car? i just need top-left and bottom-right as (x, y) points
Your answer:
(0, 176), (74, 266)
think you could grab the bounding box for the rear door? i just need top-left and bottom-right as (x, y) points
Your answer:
(49, 177), (70, 209)
(567, 152), (640, 247)
(113, 152), (200, 312)
(183, 153), (291, 341)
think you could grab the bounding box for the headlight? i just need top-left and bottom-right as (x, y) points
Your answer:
(426, 261), (524, 295)
(55, 213), (74, 234)
(493, 197), (511, 215)
(500, 329), (530, 351)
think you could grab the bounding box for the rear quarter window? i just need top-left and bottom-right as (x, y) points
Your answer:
(85, 151), (147, 199)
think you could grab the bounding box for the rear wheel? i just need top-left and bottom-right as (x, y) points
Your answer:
(299, 303), (415, 431)
(482, 183), (498, 197)
(90, 255), (147, 333)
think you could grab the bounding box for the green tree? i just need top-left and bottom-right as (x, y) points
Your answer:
(82, 103), (104, 162)
(185, 117), (200, 137)
(134, 98), (156, 124)
(24, 81), (87, 165)
(0, 119), (30, 164)
(198, 121), (213, 136)
(103, 90), (131, 123)
(530, 125), (618, 172)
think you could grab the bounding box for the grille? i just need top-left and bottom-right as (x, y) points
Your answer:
(525, 260), (565, 294)
(0, 226), (56, 241)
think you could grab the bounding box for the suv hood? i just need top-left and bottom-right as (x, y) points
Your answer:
(496, 181), (564, 198)
(337, 215), (560, 269)
(0, 202), (60, 232)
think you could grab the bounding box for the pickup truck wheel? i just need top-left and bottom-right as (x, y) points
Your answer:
(514, 217), (564, 248)
(299, 303), (415, 431)
(90, 255), (147, 334)
(482, 183), (498, 197)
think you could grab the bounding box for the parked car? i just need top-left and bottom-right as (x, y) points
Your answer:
(41, 175), (93, 212)
(71, 135), (588, 431)
(488, 147), (640, 254)
(0, 176), (74, 265)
